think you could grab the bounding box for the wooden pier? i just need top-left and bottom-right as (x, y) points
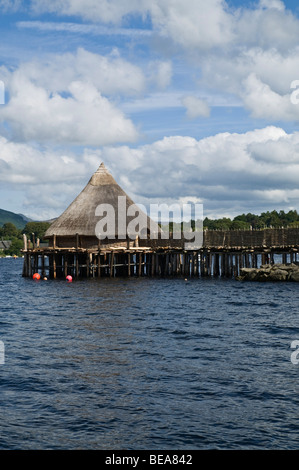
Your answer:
(22, 227), (299, 280)
(21, 164), (299, 280)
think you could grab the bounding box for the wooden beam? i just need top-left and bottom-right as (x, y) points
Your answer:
(23, 234), (27, 251)
(110, 251), (114, 277)
(97, 254), (101, 278)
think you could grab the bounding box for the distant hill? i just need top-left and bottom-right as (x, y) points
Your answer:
(0, 208), (32, 230)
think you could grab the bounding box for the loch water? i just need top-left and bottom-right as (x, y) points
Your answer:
(1, 257), (299, 450)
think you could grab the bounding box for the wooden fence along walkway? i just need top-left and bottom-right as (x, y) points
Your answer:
(22, 227), (299, 279)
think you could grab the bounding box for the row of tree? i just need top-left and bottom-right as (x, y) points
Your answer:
(203, 210), (299, 231)
(0, 221), (51, 256)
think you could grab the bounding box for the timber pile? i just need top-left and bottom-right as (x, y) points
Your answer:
(236, 263), (299, 282)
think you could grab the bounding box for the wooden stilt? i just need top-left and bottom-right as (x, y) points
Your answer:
(42, 254), (45, 277)
(110, 251), (114, 277)
(98, 252), (101, 277)
(53, 253), (57, 279)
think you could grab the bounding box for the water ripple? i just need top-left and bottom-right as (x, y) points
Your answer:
(1, 258), (299, 449)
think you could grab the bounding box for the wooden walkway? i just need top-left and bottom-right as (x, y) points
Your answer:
(22, 245), (299, 280)
(21, 227), (299, 279)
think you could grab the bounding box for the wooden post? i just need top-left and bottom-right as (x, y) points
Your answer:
(138, 252), (142, 276)
(53, 253), (57, 279)
(34, 253), (38, 273)
(165, 253), (170, 276)
(53, 234), (56, 249)
(23, 234), (27, 251)
(233, 254), (238, 278)
(98, 253), (101, 277)
(91, 253), (95, 277)
(86, 252), (90, 277)
(200, 252), (204, 277)
(225, 253), (230, 277)
(203, 252), (209, 277)
(127, 252), (131, 277)
(42, 254), (45, 277)
(64, 254), (68, 277)
(151, 253), (155, 277)
(213, 253), (220, 277)
(220, 253), (225, 277)
(270, 252), (274, 265)
(110, 251), (114, 277)
(173, 253), (177, 276)
(22, 253), (28, 277)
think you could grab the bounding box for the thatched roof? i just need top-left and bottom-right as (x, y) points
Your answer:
(45, 163), (159, 239)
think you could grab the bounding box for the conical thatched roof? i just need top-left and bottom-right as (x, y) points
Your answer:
(45, 163), (159, 239)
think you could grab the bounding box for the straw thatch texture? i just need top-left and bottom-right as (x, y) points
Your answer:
(44, 163), (159, 241)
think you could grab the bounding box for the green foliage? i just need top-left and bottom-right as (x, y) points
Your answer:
(0, 222), (22, 239)
(3, 238), (23, 257)
(0, 221), (51, 256)
(23, 221), (51, 242)
(203, 210), (299, 230)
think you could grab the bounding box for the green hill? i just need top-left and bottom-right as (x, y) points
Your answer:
(0, 208), (31, 230)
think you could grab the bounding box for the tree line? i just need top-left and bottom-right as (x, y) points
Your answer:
(0, 221), (51, 257)
(167, 209), (299, 232)
(203, 210), (299, 231)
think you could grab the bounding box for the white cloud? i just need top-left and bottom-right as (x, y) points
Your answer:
(199, 45), (299, 122)
(181, 96), (210, 119)
(10, 47), (146, 97)
(0, 0), (21, 11)
(233, 7), (299, 52)
(28, 0), (234, 50)
(3, 126), (299, 219)
(12, 0), (299, 126)
(0, 48), (147, 145)
(242, 73), (299, 121)
(4, 0), (299, 54)
(0, 77), (138, 145)
(147, 60), (172, 90)
(259, 0), (285, 11)
(96, 126), (299, 218)
(25, 0), (299, 53)
(17, 20), (153, 38)
(30, 0), (147, 23)
(149, 0), (234, 50)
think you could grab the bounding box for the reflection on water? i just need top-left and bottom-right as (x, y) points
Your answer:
(1, 258), (299, 449)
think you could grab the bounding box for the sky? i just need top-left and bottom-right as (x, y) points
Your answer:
(1, 0), (299, 221)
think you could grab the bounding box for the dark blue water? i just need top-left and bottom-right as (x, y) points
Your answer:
(1, 258), (299, 449)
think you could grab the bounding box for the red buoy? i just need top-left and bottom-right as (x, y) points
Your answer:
(33, 273), (40, 280)
(66, 275), (73, 282)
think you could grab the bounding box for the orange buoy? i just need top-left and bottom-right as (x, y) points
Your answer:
(33, 273), (40, 280)
(66, 275), (72, 282)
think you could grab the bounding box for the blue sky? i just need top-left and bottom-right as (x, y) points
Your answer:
(1, 0), (299, 220)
